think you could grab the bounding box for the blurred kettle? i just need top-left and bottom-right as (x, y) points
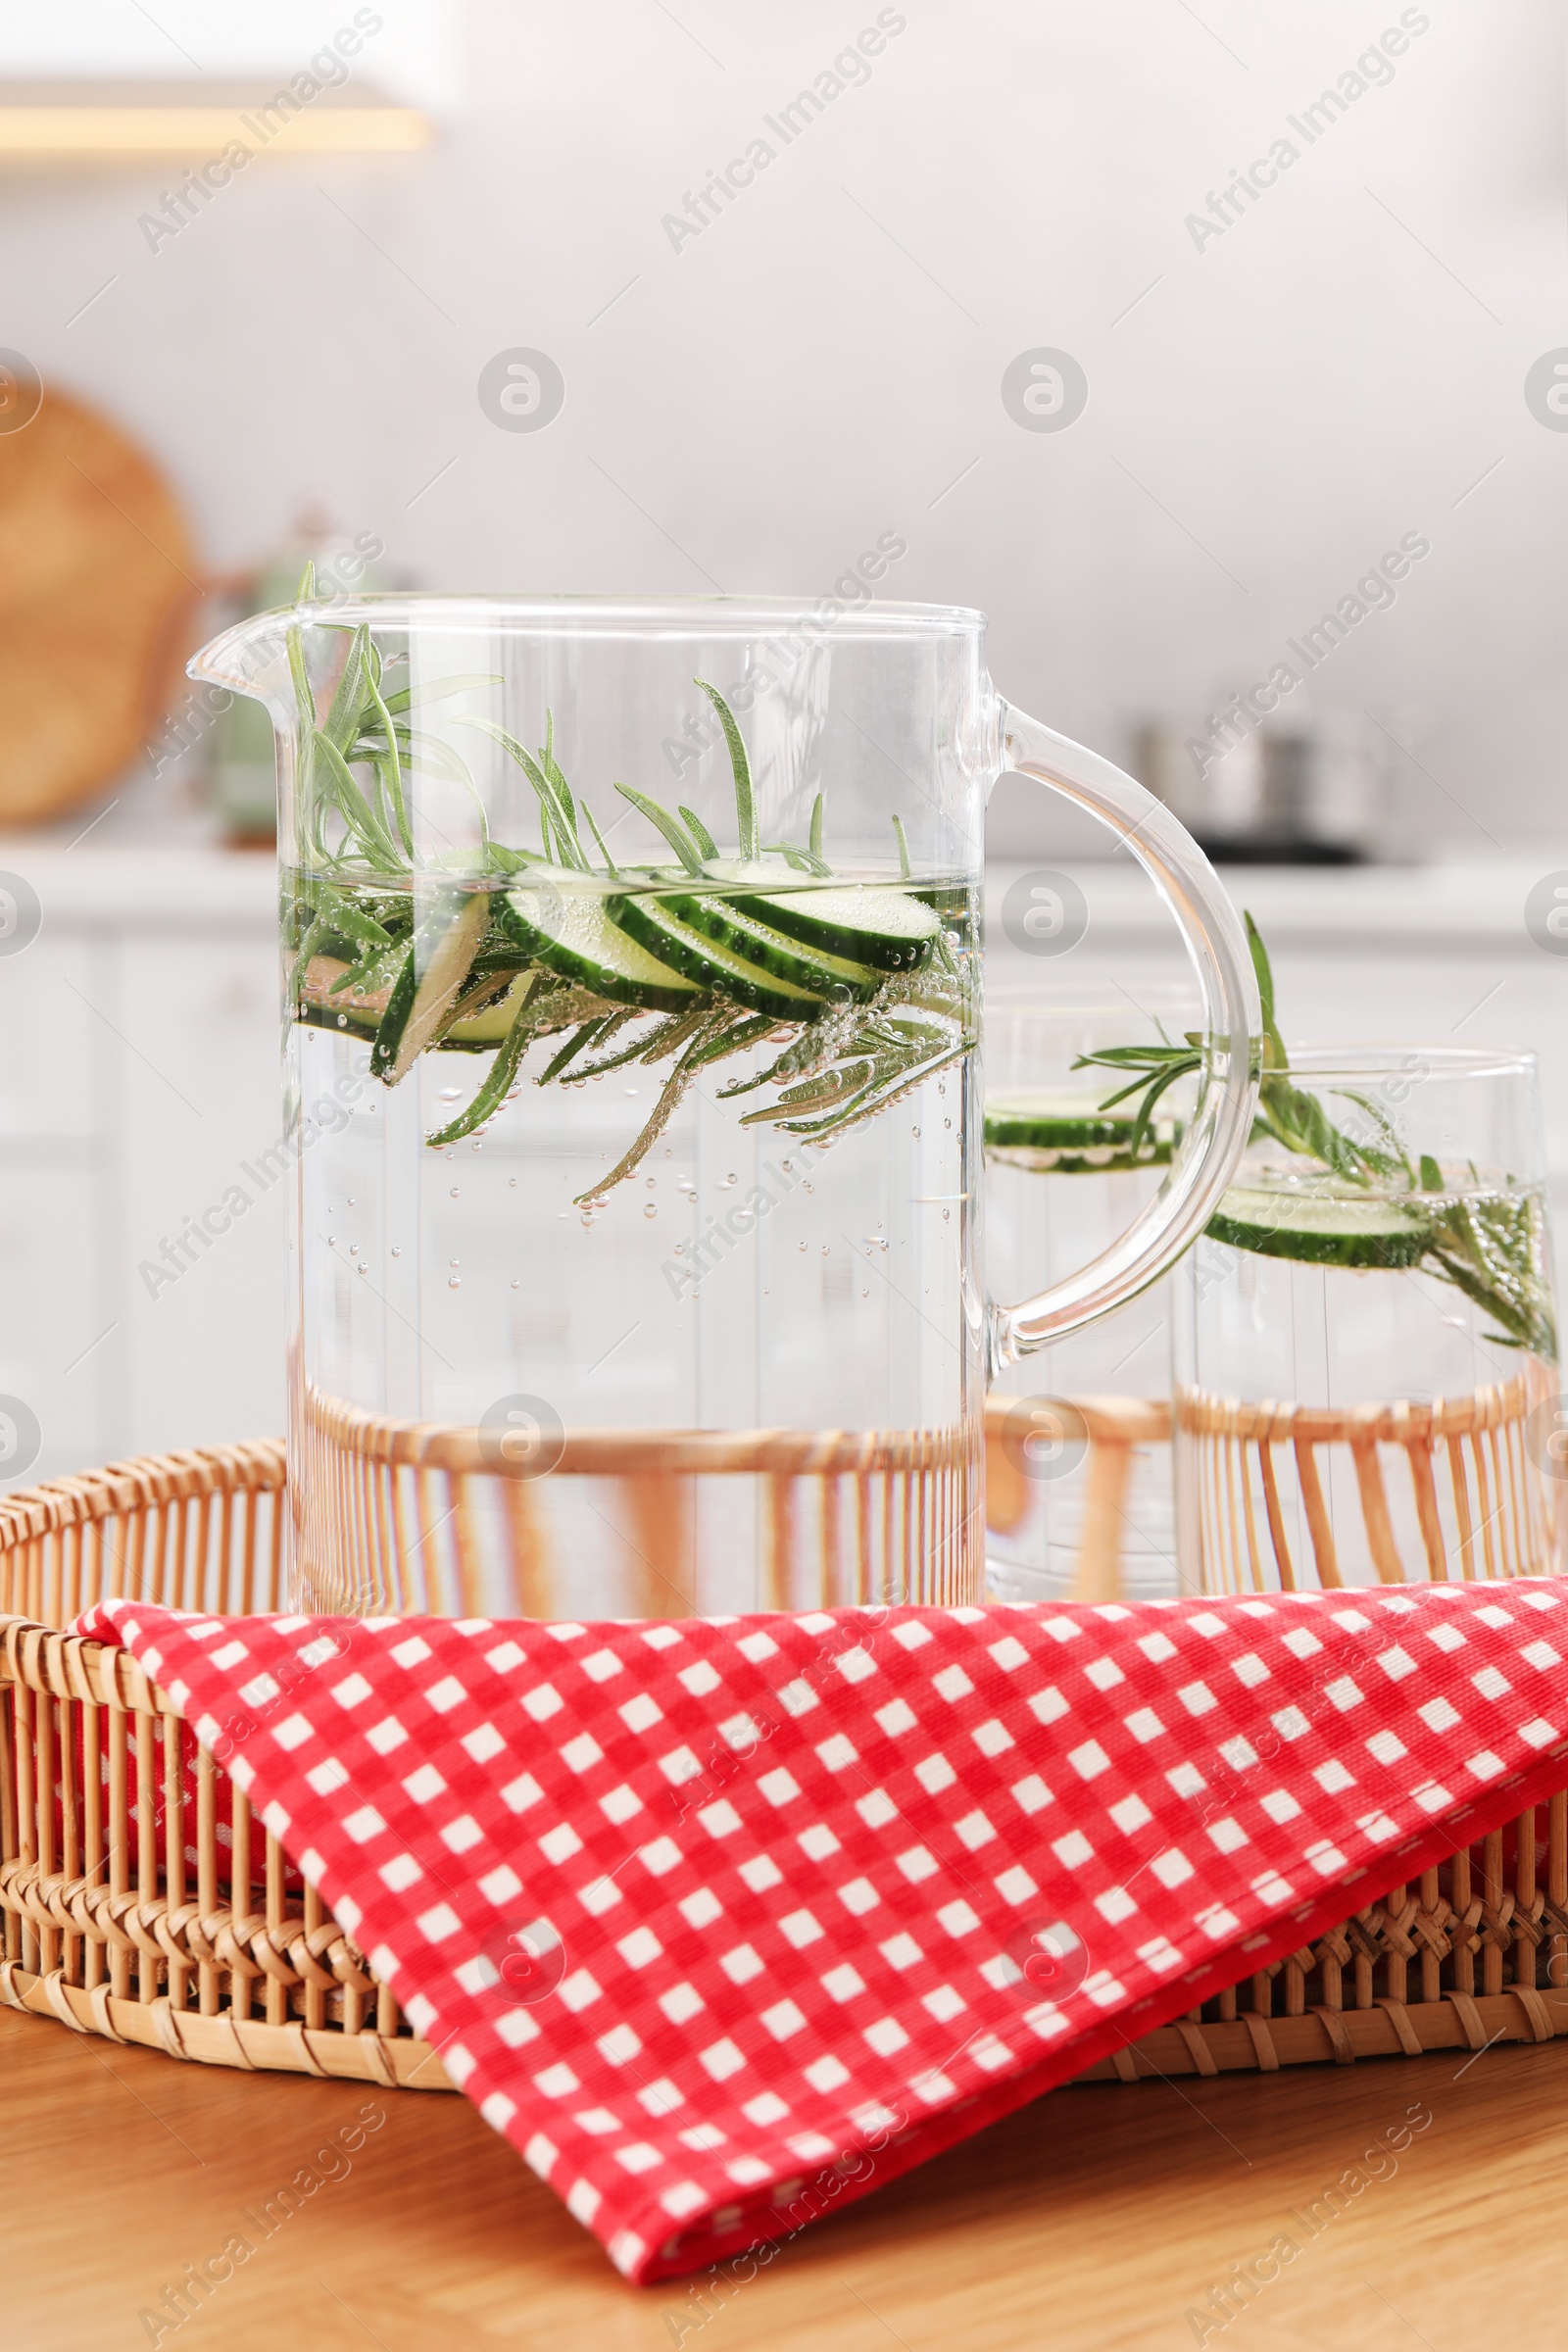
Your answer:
(1136, 707), (1386, 863)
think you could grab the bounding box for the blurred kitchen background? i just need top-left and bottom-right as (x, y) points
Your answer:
(0, 0), (1565, 1483)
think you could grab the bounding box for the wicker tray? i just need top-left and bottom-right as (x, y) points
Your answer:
(4, 1438), (1568, 2092)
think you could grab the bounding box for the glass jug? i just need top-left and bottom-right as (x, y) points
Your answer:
(188, 593), (1259, 1618)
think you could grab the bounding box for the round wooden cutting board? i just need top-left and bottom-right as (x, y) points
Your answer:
(0, 380), (200, 824)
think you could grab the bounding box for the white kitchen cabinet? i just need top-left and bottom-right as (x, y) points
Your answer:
(0, 935), (99, 1141)
(0, 1165), (102, 1482)
(116, 933), (287, 1459)
(0, 844), (283, 1488)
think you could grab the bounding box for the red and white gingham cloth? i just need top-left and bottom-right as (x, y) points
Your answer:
(75, 1584), (1568, 2283)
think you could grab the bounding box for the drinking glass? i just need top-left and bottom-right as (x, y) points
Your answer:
(189, 592), (1259, 1617)
(1174, 1047), (1564, 1591)
(985, 988), (1198, 1601)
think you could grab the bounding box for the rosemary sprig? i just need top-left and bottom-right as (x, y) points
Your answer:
(1072, 912), (1553, 1357)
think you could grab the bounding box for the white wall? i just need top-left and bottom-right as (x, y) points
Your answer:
(3, 0), (1565, 863)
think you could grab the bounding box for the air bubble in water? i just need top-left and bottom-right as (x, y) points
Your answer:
(450, 1188), (460, 1199)
(437, 1088), (463, 1103)
(448, 1276), (461, 1289)
(644, 1204), (657, 1219)
(391, 1247), (402, 1258)
(512, 1278), (520, 1289)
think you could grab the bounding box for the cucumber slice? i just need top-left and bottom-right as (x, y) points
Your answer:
(1207, 1185), (1431, 1269)
(370, 891), (491, 1083)
(609, 894), (828, 1021)
(985, 1093), (1176, 1172)
(499, 884), (704, 1013)
(662, 893), (881, 1004)
(296, 955), (383, 1040)
(443, 970), (535, 1051)
(731, 883), (941, 973)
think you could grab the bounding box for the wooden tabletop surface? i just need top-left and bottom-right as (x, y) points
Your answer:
(6, 2001), (1565, 2350)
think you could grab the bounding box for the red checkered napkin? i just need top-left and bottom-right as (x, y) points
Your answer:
(76, 1585), (1568, 2283)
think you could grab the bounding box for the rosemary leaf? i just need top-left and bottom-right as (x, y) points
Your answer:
(581, 800), (620, 877)
(363, 667), (412, 859)
(380, 673), (500, 717)
(574, 1013), (732, 1202)
(540, 1017), (621, 1085)
(679, 805), (718, 859)
(322, 623), (373, 757)
(695, 679), (758, 861)
(425, 985), (544, 1146)
(454, 715), (587, 871)
(612, 782), (704, 875)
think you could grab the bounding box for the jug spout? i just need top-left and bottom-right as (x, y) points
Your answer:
(186, 607), (297, 706)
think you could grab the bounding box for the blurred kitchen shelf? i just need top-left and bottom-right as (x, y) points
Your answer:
(0, 80), (428, 158)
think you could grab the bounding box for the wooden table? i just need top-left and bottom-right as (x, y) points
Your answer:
(5, 2000), (1564, 2349)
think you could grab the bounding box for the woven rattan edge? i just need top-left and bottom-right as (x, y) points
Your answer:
(0, 1440), (286, 1553)
(1, 1613), (169, 1714)
(1072, 1987), (1568, 2081)
(984, 1395), (1171, 1448)
(0, 1963), (452, 2088)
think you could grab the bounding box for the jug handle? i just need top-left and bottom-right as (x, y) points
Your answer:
(988, 702), (1261, 1371)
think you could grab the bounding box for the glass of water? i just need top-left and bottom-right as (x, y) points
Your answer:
(1175, 1046), (1564, 1592)
(985, 987), (1200, 1601)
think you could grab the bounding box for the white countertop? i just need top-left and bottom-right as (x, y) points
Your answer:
(985, 858), (1558, 954)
